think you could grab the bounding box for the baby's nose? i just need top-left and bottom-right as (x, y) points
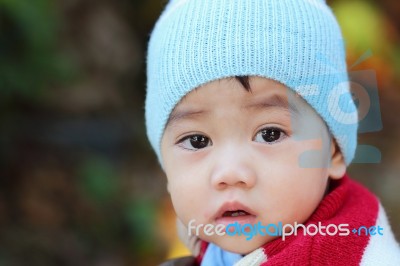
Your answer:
(210, 150), (257, 190)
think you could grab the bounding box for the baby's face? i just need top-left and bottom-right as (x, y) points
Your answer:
(161, 77), (345, 254)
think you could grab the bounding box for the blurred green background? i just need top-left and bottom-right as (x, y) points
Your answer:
(0, 0), (399, 265)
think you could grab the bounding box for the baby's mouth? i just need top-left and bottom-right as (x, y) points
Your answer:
(214, 202), (257, 225)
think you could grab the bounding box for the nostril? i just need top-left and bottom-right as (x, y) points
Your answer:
(213, 178), (255, 190)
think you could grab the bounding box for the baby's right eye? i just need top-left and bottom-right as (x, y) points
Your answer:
(178, 135), (212, 150)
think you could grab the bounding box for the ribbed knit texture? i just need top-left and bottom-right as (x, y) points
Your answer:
(146, 0), (358, 165)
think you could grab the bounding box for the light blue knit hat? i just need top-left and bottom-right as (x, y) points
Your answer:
(145, 0), (358, 165)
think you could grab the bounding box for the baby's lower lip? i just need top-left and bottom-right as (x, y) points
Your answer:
(215, 215), (257, 226)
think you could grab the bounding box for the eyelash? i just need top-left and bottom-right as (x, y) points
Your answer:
(176, 127), (288, 151)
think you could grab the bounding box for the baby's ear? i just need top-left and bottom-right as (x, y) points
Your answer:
(328, 139), (346, 179)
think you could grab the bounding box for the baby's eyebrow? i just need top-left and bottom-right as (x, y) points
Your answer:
(166, 109), (209, 128)
(242, 94), (299, 115)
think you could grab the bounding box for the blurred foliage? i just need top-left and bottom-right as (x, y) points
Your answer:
(0, 0), (75, 103)
(79, 157), (119, 203)
(0, 0), (399, 265)
(0, 0), (166, 265)
(333, 0), (400, 83)
(335, 1), (387, 52)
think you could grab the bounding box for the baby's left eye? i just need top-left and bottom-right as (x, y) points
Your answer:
(254, 127), (287, 144)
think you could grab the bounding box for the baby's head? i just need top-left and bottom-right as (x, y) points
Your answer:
(145, 0), (358, 254)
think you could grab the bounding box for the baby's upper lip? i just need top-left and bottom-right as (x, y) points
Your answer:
(213, 201), (256, 219)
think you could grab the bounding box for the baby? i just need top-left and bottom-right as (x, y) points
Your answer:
(145, 0), (400, 265)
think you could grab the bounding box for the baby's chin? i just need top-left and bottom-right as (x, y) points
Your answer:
(203, 234), (273, 255)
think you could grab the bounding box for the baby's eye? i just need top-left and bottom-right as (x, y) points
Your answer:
(254, 127), (286, 144)
(178, 135), (212, 150)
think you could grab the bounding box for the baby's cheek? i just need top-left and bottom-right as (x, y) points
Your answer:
(169, 192), (188, 218)
(169, 183), (197, 212)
